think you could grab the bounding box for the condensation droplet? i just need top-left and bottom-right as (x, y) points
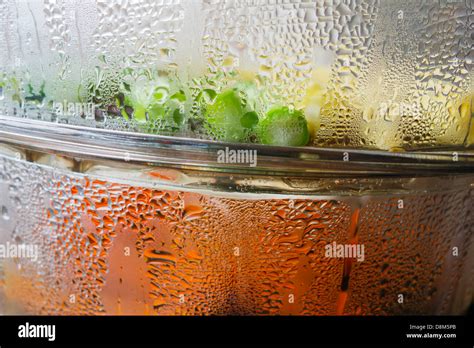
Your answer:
(1, 205), (10, 220)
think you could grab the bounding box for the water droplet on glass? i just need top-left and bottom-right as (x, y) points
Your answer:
(1, 206), (9, 220)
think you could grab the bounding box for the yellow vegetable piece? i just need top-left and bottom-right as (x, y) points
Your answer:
(302, 67), (331, 137)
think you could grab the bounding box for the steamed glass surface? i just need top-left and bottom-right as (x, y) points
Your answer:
(0, 153), (473, 315)
(0, 0), (472, 149)
(0, 0), (473, 316)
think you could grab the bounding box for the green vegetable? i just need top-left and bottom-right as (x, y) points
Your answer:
(172, 108), (185, 125)
(170, 90), (186, 103)
(7, 76), (23, 106)
(121, 108), (130, 120)
(197, 89), (217, 104)
(148, 104), (166, 120)
(133, 104), (147, 121)
(204, 89), (246, 142)
(153, 87), (169, 104)
(25, 82), (46, 104)
(258, 106), (309, 146)
(241, 111), (259, 129)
